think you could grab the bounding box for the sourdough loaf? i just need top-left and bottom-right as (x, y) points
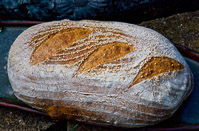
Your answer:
(8, 20), (193, 127)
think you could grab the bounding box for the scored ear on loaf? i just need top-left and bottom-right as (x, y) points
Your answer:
(30, 28), (93, 65)
(8, 20), (193, 128)
(129, 57), (184, 88)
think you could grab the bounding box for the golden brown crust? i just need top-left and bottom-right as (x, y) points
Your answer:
(76, 42), (134, 75)
(30, 28), (93, 65)
(130, 57), (184, 87)
(16, 93), (173, 127)
(8, 20), (193, 128)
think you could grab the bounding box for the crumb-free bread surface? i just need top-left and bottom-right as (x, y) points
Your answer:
(8, 20), (193, 127)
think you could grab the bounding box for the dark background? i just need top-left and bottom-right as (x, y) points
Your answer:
(0, 0), (199, 23)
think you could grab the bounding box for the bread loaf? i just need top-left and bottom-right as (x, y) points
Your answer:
(8, 20), (193, 127)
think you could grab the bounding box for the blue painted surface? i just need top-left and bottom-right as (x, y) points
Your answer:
(182, 58), (199, 124)
(0, 26), (28, 101)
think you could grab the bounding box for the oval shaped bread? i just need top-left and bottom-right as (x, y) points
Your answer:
(8, 20), (193, 128)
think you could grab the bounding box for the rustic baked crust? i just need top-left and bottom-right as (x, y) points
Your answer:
(8, 20), (193, 127)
